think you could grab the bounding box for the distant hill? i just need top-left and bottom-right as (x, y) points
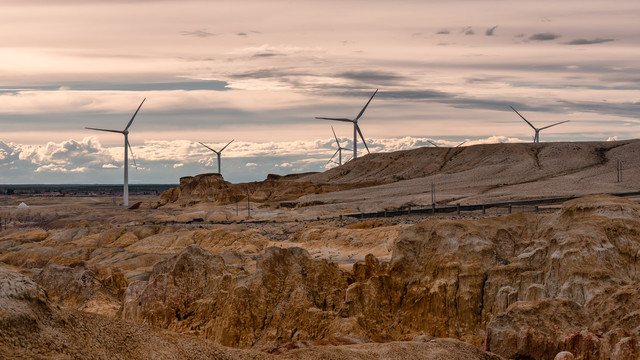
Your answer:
(158, 140), (640, 208)
(303, 140), (639, 185)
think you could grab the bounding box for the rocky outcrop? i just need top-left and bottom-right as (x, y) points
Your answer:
(153, 172), (376, 208)
(34, 263), (128, 317)
(122, 245), (354, 347)
(154, 173), (234, 207)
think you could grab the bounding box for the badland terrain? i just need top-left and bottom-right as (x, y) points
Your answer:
(2, 139), (640, 359)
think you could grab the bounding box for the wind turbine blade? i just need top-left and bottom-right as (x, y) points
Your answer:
(427, 140), (439, 147)
(198, 142), (219, 154)
(219, 139), (234, 153)
(355, 89), (378, 121)
(342, 147), (351, 151)
(510, 106), (537, 131)
(316, 117), (354, 123)
(539, 120), (570, 130)
(331, 126), (340, 146)
(124, 98), (146, 131)
(85, 127), (123, 134)
(127, 139), (138, 170)
(456, 141), (467, 148)
(356, 124), (370, 154)
(327, 149), (340, 165)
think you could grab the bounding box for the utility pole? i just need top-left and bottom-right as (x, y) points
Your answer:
(617, 160), (622, 183)
(431, 183), (436, 204)
(246, 190), (251, 218)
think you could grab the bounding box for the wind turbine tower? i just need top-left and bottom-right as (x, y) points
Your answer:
(327, 126), (351, 166)
(199, 140), (234, 175)
(86, 98), (145, 207)
(316, 89), (378, 159)
(510, 106), (570, 143)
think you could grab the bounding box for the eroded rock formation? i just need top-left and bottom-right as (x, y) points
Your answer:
(119, 196), (640, 359)
(0, 263), (264, 360)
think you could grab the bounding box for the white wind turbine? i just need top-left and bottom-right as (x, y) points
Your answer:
(327, 126), (351, 166)
(86, 98), (145, 207)
(199, 140), (234, 175)
(316, 89), (378, 159)
(510, 106), (570, 143)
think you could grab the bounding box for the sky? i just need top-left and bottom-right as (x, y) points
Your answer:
(1, 0), (639, 184)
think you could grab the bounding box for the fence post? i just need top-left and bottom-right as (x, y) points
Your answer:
(482, 205), (485, 215)
(508, 204), (512, 214)
(535, 205), (539, 213)
(456, 203), (460, 215)
(408, 205), (411, 215)
(432, 203), (436, 214)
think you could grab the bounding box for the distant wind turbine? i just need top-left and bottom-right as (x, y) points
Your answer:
(427, 140), (440, 147)
(510, 106), (570, 143)
(86, 98), (145, 207)
(199, 140), (234, 175)
(316, 89), (378, 159)
(327, 126), (351, 166)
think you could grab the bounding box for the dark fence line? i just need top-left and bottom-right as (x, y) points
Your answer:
(345, 191), (640, 219)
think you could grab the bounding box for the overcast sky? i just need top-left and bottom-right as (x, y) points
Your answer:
(1, 0), (639, 184)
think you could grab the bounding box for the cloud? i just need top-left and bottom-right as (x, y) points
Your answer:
(172, 163), (184, 168)
(486, 26), (498, 36)
(0, 80), (229, 92)
(180, 29), (216, 38)
(35, 164), (68, 173)
(529, 33), (561, 41)
(462, 26), (474, 35)
(336, 70), (406, 84)
(232, 44), (321, 58)
(275, 162), (293, 168)
(245, 162), (258, 167)
(237, 32), (247, 36)
(565, 38), (614, 45)
(435, 30), (450, 35)
(11, 137), (122, 178)
(102, 164), (119, 169)
(251, 52), (280, 58)
(377, 89), (451, 100)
